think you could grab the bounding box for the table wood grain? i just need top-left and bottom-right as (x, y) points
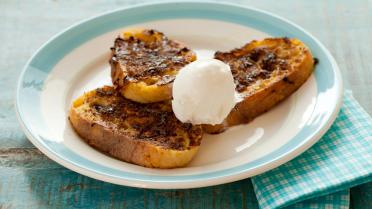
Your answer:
(1, 0), (371, 208)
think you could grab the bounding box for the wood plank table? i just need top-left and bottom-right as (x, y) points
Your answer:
(1, 0), (371, 208)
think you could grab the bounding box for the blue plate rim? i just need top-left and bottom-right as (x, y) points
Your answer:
(15, 1), (343, 188)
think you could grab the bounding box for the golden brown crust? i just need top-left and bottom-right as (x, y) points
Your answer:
(204, 38), (315, 134)
(69, 86), (203, 168)
(110, 29), (196, 103)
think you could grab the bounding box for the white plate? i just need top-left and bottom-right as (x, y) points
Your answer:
(16, 2), (343, 189)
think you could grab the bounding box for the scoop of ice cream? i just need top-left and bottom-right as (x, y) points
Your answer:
(172, 58), (236, 125)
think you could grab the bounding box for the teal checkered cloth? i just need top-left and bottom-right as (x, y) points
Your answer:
(251, 90), (372, 209)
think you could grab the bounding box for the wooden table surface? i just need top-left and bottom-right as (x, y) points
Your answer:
(1, 0), (371, 208)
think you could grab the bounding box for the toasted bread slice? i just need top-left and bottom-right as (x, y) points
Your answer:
(110, 29), (196, 103)
(69, 86), (203, 168)
(204, 38), (315, 133)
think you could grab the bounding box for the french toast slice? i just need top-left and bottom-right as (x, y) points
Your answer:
(69, 86), (203, 168)
(110, 29), (196, 103)
(204, 38), (315, 133)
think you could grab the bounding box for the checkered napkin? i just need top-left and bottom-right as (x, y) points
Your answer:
(251, 90), (372, 209)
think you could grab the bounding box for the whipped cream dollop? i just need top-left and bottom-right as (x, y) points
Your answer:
(172, 58), (236, 125)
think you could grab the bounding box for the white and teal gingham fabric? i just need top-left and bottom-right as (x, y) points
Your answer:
(285, 190), (350, 209)
(251, 90), (372, 209)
